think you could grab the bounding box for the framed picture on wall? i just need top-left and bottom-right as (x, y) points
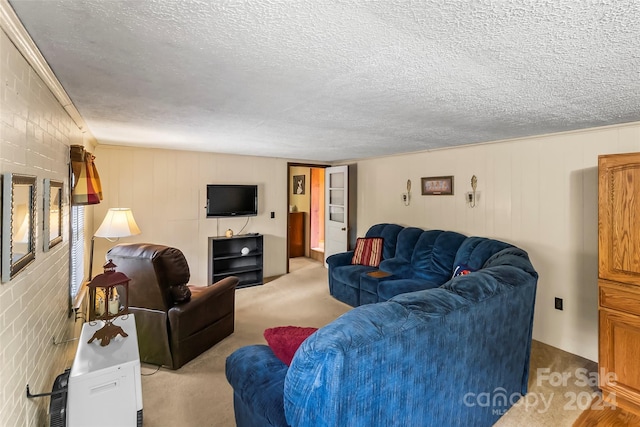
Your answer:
(43, 179), (64, 252)
(421, 176), (454, 195)
(293, 175), (305, 195)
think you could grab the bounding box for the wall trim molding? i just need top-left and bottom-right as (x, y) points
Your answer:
(339, 120), (640, 164)
(0, 0), (89, 134)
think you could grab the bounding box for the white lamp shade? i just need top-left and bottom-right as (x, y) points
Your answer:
(94, 208), (141, 238)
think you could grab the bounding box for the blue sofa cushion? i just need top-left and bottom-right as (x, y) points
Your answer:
(332, 264), (377, 287)
(364, 223), (403, 260)
(390, 287), (469, 315)
(377, 278), (441, 301)
(377, 227), (424, 277)
(376, 258), (410, 278)
(485, 247), (539, 278)
(411, 230), (466, 282)
(393, 227), (424, 262)
(443, 248), (538, 303)
(453, 236), (514, 271)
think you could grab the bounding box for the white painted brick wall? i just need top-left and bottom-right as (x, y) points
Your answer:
(1, 30), (87, 427)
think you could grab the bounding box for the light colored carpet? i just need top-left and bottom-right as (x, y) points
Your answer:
(141, 257), (596, 426)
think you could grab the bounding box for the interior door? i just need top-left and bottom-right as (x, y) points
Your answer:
(324, 165), (349, 265)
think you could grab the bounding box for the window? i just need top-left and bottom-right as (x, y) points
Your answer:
(70, 205), (85, 297)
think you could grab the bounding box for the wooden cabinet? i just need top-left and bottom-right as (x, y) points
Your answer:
(289, 212), (305, 257)
(208, 234), (263, 288)
(598, 152), (640, 415)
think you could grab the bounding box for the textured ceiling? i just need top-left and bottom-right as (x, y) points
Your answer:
(7, 0), (640, 162)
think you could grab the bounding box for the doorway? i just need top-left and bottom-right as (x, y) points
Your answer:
(287, 163), (326, 273)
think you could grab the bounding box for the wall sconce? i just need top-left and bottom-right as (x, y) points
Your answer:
(466, 175), (478, 208)
(87, 260), (130, 346)
(402, 179), (411, 206)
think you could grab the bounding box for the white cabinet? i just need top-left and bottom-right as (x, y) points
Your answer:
(68, 315), (143, 427)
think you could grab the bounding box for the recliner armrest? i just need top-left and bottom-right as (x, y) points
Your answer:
(168, 276), (238, 337)
(188, 276), (239, 300)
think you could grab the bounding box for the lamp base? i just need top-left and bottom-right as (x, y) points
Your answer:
(87, 319), (128, 346)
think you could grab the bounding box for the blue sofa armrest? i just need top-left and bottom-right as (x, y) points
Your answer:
(326, 251), (354, 268)
(226, 345), (289, 427)
(326, 251), (355, 297)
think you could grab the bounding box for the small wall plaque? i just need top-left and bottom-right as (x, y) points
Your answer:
(421, 176), (454, 195)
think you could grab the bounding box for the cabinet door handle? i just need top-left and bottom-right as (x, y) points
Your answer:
(341, 227), (346, 231)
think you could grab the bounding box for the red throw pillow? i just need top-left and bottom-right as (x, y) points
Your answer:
(351, 237), (384, 267)
(263, 326), (318, 366)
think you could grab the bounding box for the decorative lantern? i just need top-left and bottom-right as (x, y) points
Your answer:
(87, 259), (131, 346)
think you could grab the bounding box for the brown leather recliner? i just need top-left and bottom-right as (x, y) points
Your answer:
(107, 243), (237, 369)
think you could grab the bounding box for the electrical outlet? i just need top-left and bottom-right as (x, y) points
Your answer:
(555, 297), (563, 311)
(270, 211), (275, 218)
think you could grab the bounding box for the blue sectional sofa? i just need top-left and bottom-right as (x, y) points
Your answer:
(226, 224), (538, 426)
(327, 223), (515, 307)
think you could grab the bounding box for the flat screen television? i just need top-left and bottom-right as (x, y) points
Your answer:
(206, 184), (258, 217)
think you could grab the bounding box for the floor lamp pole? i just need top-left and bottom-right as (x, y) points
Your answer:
(88, 236), (96, 281)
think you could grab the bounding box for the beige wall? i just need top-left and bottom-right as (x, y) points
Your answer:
(0, 29), (87, 427)
(93, 145), (291, 283)
(356, 123), (640, 361)
(95, 124), (640, 363)
(94, 123), (640, 363)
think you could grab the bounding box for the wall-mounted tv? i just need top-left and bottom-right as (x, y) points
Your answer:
(206, 184), (258, 217)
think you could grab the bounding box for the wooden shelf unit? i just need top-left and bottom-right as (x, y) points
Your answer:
(208, 234), (263, 289)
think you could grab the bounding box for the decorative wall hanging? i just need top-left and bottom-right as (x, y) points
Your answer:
(70, 145), (102, 205)
(421, 176), (454, 196)
(43, 179), (63, 251)
(293, 175), (305, 195)
(2, 173), (37, 282)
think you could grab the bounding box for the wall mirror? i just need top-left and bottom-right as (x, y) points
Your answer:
(43, 179), (63, 252)
(2, 173), (37, 282)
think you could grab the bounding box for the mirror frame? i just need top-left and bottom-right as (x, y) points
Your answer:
(2, 173), (37, 282)
(43, 179), (63, 251)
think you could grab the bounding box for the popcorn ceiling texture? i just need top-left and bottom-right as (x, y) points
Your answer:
(8, 0), (640, 161)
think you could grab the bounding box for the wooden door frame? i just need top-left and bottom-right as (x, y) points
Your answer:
(286, 162), (328, 274)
